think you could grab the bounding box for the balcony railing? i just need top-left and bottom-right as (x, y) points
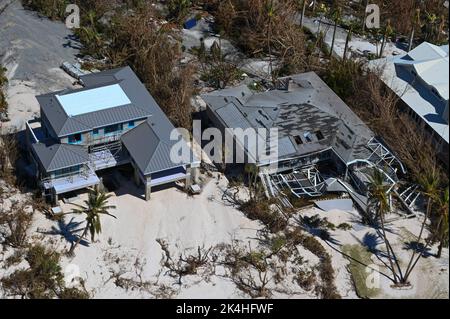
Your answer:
(41, 164), (100, 194)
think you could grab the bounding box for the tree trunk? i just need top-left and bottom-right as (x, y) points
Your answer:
(362, 0), (368, 33)
(300, 0), (306, 28)
(437, 239), (443, 258)
(379, 34), (386, 58)
(330, 19), (337, 57)
(68, 224), (89, 255)
(379, 210), (399, 283)
(343, 28), (352, 60)
(408, 28), (415, 52)
(404, 197), (432, 277)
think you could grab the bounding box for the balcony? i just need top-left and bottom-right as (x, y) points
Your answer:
(42, 166), (100, 195)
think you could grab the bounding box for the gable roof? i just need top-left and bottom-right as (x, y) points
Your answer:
(369, 42), (449, 144)
(37, 66), (159, 137)
(397, 42), (449, 100)
(32, 142), (89, 172)
(121, 119), (194, 175)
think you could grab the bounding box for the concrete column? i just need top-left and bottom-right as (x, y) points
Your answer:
(133, 164), (141, 186)
(53, 190), (58, 206)
(191, 167), (199, 184)
(185, 166), (192, 190)
(145, 176), (152, 201)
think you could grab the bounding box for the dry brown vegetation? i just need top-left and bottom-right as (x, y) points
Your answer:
(206, 0), (318, 78)
(0, 202), (33, 248)
(0, 66), (7, 121)
(105, 6), (196, 129)
(0, 131), (18, 185)
(157, 238), (215, 285)
(356, 73), (445, 181)
(311, 0), (448, 45)
(23, 0), (196, 130)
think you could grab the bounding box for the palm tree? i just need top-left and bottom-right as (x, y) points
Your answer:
(367, 169), (400, 284)
(329, 4), (342, 57)
(361, 0), (369, 33)
(424, 12), (438, 42)
(436, 187), (449, 258)
(437, 15), (446, 44)
(403, 169), (440, 282)
(68, 188), (117, 255)
(266, 0), (276, 84)
(408, 8), (421, 52)
(244, 164), (260, 201)
(379, 19), (393, 58)
(343, 26), (352, 60)
(299, 0), (307, 28)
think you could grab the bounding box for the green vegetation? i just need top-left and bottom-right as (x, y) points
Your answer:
(68, 188), (116, 255)
(342, 244), (380, 299)
(194, 40), (243, 89)
(1, 244), (89, 299)
(22, 0), (68, 20)
(323, 58), (362, 99)
(285, 229), (341, 299)
(208, 0), (315, 79)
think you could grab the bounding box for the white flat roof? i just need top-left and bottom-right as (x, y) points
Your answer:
(56, 84), (131, 116)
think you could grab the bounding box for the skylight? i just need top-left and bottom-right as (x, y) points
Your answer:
(56, 84), (131, 116)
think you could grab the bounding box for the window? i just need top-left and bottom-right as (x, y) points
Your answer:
(104, 123), (123, 134)
(68, 133), (82, 144)
(93, 128), (99, 135)
(128, 120), (135, 128)
(294, 136), (303, 145)
(315, 130), (325, 141)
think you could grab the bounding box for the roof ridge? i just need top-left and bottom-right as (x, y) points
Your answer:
(60, 143), (89, 161)
(47, 144), (62, 171)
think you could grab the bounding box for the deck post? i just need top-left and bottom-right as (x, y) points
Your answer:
(53, 189), (58, 205)
(133, 164), (140, 186)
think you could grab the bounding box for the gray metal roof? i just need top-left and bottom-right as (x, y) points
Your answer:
(38, 66), (161, 137)
(32, 142), (89, 172)
(34, 66), (195, 175)
(121, 118), (194, 176)
(202, 72), (375, 165)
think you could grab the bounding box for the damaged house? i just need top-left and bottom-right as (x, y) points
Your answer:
(25, 67), (198, 203)
(202, 72), (406, 210)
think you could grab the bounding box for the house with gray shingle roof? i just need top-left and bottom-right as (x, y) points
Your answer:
(202, 72), (404, 205)
(26, 66), (198, 203)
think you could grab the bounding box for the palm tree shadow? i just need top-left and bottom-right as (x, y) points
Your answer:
(403, 241), (433, 258)
(360, 232), (389, 258)
(40, 217), (90, 247)
(323, 240), (394, 282)
(351, 231), (396, 270)
(295, 215), (341, 245)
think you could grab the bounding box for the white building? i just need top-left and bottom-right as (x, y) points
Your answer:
(369, 42), (449, 166)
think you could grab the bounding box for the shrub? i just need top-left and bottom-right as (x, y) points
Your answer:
(0, 202), (33, 248)
(22, 0), (68, 20)
(0, 244), (89, 299)
(239, 199), (287, 233)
